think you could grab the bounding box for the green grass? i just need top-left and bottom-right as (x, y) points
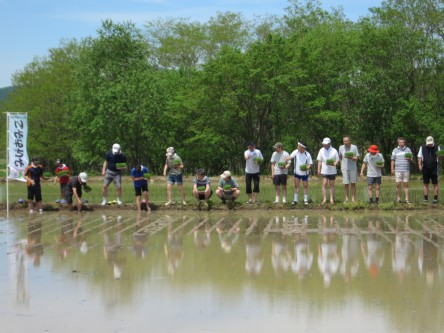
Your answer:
(1, 174), (442, 207)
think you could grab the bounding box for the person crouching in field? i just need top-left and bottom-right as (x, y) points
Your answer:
(192, 169), (212, 207)
(360, 145), (384, 204)
(216, 171), (240, 204)
(131, 164), (151, 211)
(66, 172), (88, 212)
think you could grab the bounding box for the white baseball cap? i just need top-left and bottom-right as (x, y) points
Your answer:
(322, 138), (331, 145)
(79, 172), (87, 183)
(426, 136), (434, 145)
(112, 143), (121, 154)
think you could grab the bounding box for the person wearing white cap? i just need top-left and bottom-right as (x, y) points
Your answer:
(102, 143), (127, 205)
(216, 171), (240, 204)
(66, 172), (88, 212)
(163, 147), (187, 206)
(317, 138), (339, 204)
(338, 136), (360, 203)
(287, 141), (313, 205)
(418, 136), (441, 204)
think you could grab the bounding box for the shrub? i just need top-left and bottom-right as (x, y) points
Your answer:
(43, 172), (52, 178)
(278, 161), (286, 168)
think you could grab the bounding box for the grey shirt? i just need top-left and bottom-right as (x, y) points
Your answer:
(339, 144), (359, 172)
(363, 153), (384, 177)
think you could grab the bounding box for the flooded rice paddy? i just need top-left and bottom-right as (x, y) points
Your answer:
(1, 210), (443, 333)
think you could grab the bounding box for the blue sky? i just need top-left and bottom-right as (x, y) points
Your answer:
(0, 0), (382, 88)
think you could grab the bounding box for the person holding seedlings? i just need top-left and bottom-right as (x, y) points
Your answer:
(390, 137), (412, 203)
(163, 147), (186, 206)
(270, 142), (291, 204)
(54, 158), (71, 204)
(360, 145), (384, 204)
(287, 141), (313, 205)
(317, 138), (339, 205)
(216, 171), (240, 203)
(24, 157), (45, 213)
(244, 142), (264, 204)
(66, 172), (88, 212)
(102, 143), (127, 206)
(339, 136), (360, 203)
(131, 164), (151, 211)
(417, 136), (441, 204)
(192, 169), (212, 206)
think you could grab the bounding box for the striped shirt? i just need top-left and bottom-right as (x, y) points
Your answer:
(391, 146), (412, 172)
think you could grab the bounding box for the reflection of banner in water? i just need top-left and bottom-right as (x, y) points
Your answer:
(7, 113), (29, 182)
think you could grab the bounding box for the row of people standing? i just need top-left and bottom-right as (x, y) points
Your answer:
(248, 135), (440, 205)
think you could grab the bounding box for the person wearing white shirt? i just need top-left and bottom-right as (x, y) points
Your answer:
(287, 141), (313, 205)
(244, 142), (264, 204)
(317, 138), (339, 205)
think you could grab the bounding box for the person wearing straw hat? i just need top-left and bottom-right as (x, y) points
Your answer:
(417, 136), (441, 204)
(360, 145), (385, 204)
(317, 138), (339, 204)
(287, 141), (313, 205)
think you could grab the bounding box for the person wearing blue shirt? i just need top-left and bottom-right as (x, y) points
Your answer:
(131, 164), (151, 211)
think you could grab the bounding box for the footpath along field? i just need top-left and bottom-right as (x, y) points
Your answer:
(1, 174), (443, 211)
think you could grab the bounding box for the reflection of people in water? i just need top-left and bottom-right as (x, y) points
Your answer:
(361, 220), (385, 278)
(392, 216), (412, 282)
(193, 218), (212, 250)
(102, 215), (125, 279)
(57, 214), (87, 259)
(25, 217), (44, 267)
(271, 228), (292, 276)
(291, 232), (313, 280)
(132, 212), (150, 259)
(165, 218), (185, 275)
(340, 218), (360, 283)
(318, 216), (339, 287)
(418, 229), (439, 286)
(216, 219), (240, 253)
(245, 217), (263, 276)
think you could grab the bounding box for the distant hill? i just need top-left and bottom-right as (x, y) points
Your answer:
(0, 86), (14, 101)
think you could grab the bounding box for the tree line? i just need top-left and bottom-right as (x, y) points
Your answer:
(1, 0), (443, 176)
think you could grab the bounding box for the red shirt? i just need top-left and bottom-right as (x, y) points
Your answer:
(56, 164), (71, 184)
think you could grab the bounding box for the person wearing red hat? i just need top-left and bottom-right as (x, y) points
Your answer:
(360, 145), (385, 204)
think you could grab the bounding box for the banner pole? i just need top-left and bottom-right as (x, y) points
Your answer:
(6, 112), (10, 218)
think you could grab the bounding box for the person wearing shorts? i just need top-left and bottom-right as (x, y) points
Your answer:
(418, 136), (440, 204)
(287, 141), (313, 205)
(163, 147), (186, 206)
(131, 164), (151, 211)
(339, 136), (360, 203)
(216, 171), (240, 203)
(24, 157), (44, 213)
(66, 172), (88, 212)
(360, 145), (384, 204)
(192, 169), (212, 205)
(390, 137), (412, 203)
(317, 138), (339, 204)
(270, 142), (290, 204)
(102, 143), (127, 205)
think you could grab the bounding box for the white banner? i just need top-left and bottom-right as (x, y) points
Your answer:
(8, 113), (28, 182)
